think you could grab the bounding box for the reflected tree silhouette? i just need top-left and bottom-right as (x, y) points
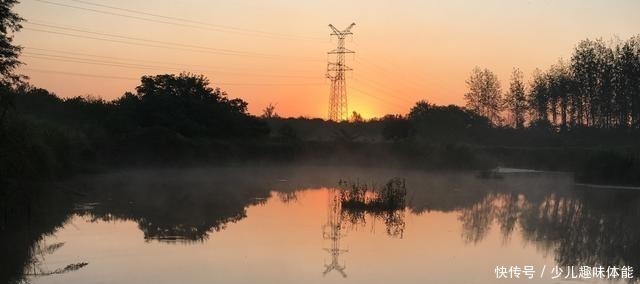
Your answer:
(71, 170), (272, 242)
(495, 193), (525, 242)
(24, 241), (88, 278)
(0, 186), (82, 284)
(459, 194), (496, 244)
(276, 191), (299, 204)
(4, 169), (640, 283)
(456, 186), (640, 274)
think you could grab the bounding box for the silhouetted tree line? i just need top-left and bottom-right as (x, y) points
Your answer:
(0, 74), (270, 181)
(467, 36), (640, 129)
(1, 0), (638, 185)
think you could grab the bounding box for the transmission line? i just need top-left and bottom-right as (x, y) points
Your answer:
(23, 22), (320, 60)
(23, 46), (316, 75)
(351, 77), (416, 106)
(22, 68), (138, 81)
(26, 22), (270, 56)
(22, 68), (327, 86)
(348, 86), (407, 113)
(66, 0), (322, 40)
(34, 0), (322, 41)
(22, 52), (319, 78)
(355, 56), (429, 94)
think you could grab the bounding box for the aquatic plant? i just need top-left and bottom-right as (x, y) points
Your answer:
(337, 178), (407, 238)
(338, 178), (406, 211)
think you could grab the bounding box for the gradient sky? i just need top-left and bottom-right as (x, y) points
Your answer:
(14, 0), (640, 118)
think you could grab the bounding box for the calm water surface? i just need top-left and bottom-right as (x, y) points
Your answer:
(6, 167), (640, 284)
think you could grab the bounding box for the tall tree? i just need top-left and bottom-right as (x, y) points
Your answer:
(503, 68), (527, 129)
(546, 60), (575, 130)
(464, 67), (503, 125)
(571, 40), (598, 126)
(0, 0), (23, 126)
(571, 39), (615, 127)
(0, 0), (22, 84)
(613, 36), (640, 128)
(595, 41), (615, 128)
(528, 69), (549, 124)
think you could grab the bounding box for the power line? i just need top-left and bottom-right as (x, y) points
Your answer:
(22, 64), (404, 107)
(23, 27), (321, 62)
(34, 0), (322, 41)
(23, 27), (243, 56)
(66, 0), (322, 41)
(22, 68), (328, 86)
(23, 68), (138, 81)
(23, 22), (320, 60)
(24, 46), (195, 66)
(23, 46), (317, 75)
(26, 21), (269, 56)
(218, 82), (327, 86)
(355, 56), (430, 93)
(353, 57), (433, 108)
(22, 53), (171, 69)
(348, 86), (407, 113)
(22, 52), (320, 78)
(351, 77), (415, 105)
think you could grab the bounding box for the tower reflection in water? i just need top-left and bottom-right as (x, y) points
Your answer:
(322, 188), (348, 278)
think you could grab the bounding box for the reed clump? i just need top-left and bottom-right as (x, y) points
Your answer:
(338, 177), (407, 211)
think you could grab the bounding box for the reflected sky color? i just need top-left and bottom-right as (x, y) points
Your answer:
(30, 189), (558, 284)
(11, 165), (636, 284)
(14, 0), (640, 118)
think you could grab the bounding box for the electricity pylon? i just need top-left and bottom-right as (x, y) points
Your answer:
(322, 188), (348, 278)
(326, 23), (356, 121)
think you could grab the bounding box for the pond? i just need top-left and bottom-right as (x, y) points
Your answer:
(3, 166), (639, 283)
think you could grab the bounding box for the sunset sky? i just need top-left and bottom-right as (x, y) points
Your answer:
(15, 0), (640, 119)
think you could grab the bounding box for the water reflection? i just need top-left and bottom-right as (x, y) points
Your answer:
(0, 186), (83, 284)
(338, 178), (407, 239)
(322, 189), (347, 278)
(2, 167), (640, 283)
(24, 241), (88, 277)
(456, 189), (640, 269)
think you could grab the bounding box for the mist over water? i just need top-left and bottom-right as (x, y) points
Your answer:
(3, 166), (640, 284)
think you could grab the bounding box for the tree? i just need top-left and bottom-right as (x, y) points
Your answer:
(464, 67), (503, 125)
(528, 69), (550, 125)
(350, 111), (364, 123)
(594, 41), (615, 128)
(546, 60), (575, 130)
(261, 103), (278, 119)
(503, 68), (527, 129)
(613, 36), (640, 128)
(127, 73), (268, 138)
(571, 40), (598, 126)
(571, 39), (616, 127)
(408, 100), (490, 141)
(0, 0), (23, 127)
(381, 114), (413, 141)
(276, 123), (298, 141)
(0, 83), (12, 127)
(0, 0), (22, 84)
(408, 100), (432, 120)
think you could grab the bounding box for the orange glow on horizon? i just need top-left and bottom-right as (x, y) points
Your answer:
(14, 0), (640, 119)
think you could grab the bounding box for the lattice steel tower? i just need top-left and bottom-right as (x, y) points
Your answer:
(326, 23), (356, 121)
